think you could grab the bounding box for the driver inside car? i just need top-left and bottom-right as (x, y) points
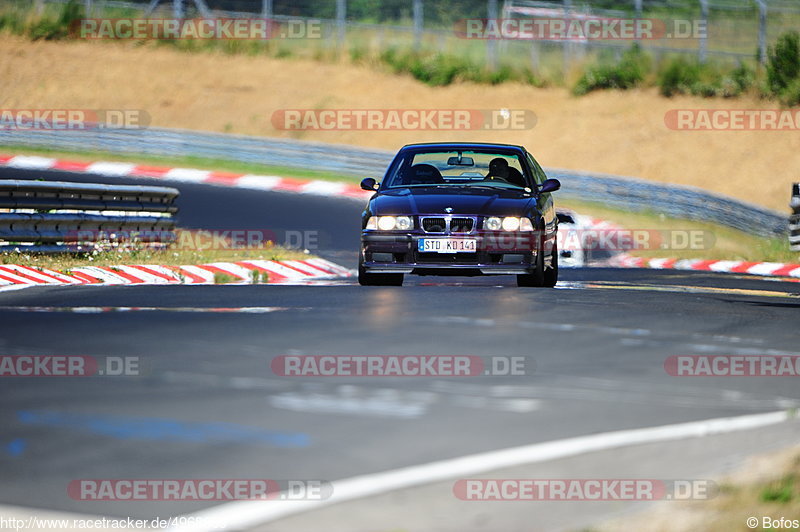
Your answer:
(486, 157), (526, 187)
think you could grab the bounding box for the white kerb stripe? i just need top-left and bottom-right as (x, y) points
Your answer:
(71, 267), (129, 284)
(163, 168), (213, 183)
(301, 181), (348, 196)
(204, 262), (254, 280)
(166, 410), (791, 532)
(86, 161), (137, 176)
(242, 260), (307, 280)
(7, 156), (57, 169)
(746, 262), (787, 276)
(0, 267), (37, 284)
(113, 265), (170, 284)
(708, 260), (742, 272)
(138, 265), (183, 282)
(178, 265), (216, 283)
(234, 175), (283, 190)
(281, 260), (327, 277)
(1, 265), (66, 284)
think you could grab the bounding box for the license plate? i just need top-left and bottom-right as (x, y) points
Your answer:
(418, 238), (477, 253)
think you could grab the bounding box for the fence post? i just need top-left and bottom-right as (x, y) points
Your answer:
(262, 0), (272, 19)
(413, 0), (423, 51)
(487, 0), (498, 71)
(634, 0), (642, 44)
(698, 0), (708, 63)
(757, 0), (767, 65)
(84, 0), (92, 17)
(563, 0), (572, 74)
(790, 183), (800, 252)
(337, 0), (346, 49)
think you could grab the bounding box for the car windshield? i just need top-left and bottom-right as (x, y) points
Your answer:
(384, 150), (530, 189)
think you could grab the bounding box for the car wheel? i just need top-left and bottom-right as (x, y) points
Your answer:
(543, 241), (559, 287)
(517, 246), (545, 287)
(358, 263), (404, 286)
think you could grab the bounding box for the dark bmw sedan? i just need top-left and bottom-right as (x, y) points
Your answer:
(359, 142), (561, 287)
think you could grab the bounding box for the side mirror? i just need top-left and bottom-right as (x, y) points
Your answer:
(539, 179), (561, 193)
(360, 178), (379, 191)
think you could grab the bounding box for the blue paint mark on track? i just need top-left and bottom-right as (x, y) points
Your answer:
(5, 438), (26, 457)
(17, 410), (309, 448)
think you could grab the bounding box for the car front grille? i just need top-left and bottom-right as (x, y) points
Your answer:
(422, 217), (447, 233)
(449, 218), (474, 233)
(421, 216), (475, 234)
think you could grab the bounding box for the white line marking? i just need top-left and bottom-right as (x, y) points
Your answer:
(6, 155), (56, 169)
(163, 168), (212, 182)
(86, 161), (137, 176)
(234, 175), (283, 190)
(167, 409), (793, 531)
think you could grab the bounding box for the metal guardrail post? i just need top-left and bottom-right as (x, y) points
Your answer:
(790, 183), (800, 252)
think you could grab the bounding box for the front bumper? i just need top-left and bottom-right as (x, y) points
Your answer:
(361, 232), (539, 275)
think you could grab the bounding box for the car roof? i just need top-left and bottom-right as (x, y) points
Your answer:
(400, 142), (526, 151)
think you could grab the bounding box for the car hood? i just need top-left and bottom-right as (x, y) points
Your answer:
(369, 187), (534, 216)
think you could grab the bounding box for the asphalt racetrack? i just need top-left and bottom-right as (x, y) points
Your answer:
(0, 167), (798, 530)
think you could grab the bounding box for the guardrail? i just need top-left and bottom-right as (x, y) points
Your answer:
(0, 126), (787, 237)
(0, 180), (179, 252)
(791, 183), (800, 252)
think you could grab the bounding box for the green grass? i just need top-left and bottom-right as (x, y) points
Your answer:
(0, 229), (308, 271)
(0, 144), (359, 183)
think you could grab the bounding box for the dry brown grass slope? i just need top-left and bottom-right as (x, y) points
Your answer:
(0, 35), (798, 212)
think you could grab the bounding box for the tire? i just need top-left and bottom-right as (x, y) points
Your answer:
(358, 263), (403, 286)
(543, 241), (559, 287)
(517, 245), (545, 287)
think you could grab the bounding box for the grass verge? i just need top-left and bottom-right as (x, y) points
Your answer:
(592, 442), (800, 532)
(0, 230), (309, 271)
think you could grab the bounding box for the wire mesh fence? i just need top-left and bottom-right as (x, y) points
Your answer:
(47, 0), (800, 72)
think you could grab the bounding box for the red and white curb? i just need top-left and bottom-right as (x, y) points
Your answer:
(0, 154), (373, 201)
(0, 258), (353, 287)
(606, 254), (800, 280)
(575, 217), (800, 280)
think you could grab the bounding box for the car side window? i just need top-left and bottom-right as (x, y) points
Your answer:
(526, 153), (546, 186)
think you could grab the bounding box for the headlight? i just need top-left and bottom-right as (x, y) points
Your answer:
(395, 216), (413, 230)
(485, 217), (502, 231)
(501, 217), (520, 231)
(485, 217), (534, 232)
(367, 216), (413, 231)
